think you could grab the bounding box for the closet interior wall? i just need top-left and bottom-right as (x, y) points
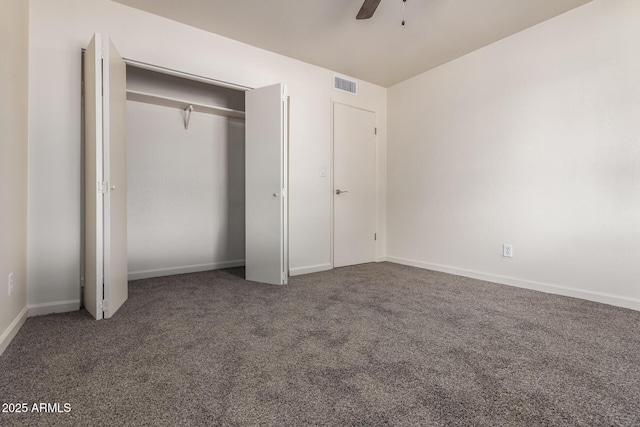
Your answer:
(126, 66), (246, 280)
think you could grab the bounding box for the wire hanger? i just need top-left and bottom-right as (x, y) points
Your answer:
(183, 104), (193, 129)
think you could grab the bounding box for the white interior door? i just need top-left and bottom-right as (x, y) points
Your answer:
(84, 34), (128, 319)
(333, 103), (377, 268)
(245, 84), (288, 285)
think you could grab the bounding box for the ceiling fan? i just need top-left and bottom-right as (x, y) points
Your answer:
(357, 0), (408, 22)
(356, 0), (383, 19)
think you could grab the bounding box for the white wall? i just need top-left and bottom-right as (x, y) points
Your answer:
(28, 0), (387, 311)
(387, 0), (640, 310)
(126, 72), (246, 278)
(0, 0), (29, 353)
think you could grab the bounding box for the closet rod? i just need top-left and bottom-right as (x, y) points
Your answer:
(123, 58), (253, 92)
(126, 90), (245, 120)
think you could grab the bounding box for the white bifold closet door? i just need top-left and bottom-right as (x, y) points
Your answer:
(245, 84), (289, 285)
(85, 34), (289, 316)
(84, 34), (128, 320)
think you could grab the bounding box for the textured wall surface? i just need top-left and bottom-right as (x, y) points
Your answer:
(0, 0), (29, 353)
(27, 0), (387, 310)
(387, 0), (640, 309)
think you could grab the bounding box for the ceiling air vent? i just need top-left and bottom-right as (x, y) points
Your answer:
(334, 75), (357, 95)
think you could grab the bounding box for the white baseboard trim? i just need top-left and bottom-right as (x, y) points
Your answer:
(289, 263), (333, 276)
(0, 306), (28, 356)
(386, 256), (640, 311)
(128, 260), (245, 281)
(28, 300), (80, 317)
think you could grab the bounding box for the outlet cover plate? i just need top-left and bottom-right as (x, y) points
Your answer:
(503, 244), (513, 258)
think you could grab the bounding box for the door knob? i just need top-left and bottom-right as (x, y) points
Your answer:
(335, 189), (348, 195)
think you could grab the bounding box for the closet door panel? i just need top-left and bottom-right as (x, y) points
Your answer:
(103, 39), (128, 318)
(83, 34), (128, 320)
(84, 34), (104, 319)
(245, 84), (288, 285)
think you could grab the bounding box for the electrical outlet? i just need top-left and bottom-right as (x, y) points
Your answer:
(503, 244), (513, 258)
(8, 272), (14, 296)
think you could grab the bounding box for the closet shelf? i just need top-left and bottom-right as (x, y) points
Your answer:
(126, 90), (245, 119)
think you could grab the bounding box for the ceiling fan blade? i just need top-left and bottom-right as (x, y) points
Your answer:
(357, 0), (382, 20)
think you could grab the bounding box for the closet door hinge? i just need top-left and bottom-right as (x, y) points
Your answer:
(98, 181), (107, 194)
(375, 233), (377, 241)
(101, 299), (108, 312)
(375, 127), (377, 135)
(281, 273), (287, 282)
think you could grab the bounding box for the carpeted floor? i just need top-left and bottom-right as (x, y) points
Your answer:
(1, 262), (639, 426)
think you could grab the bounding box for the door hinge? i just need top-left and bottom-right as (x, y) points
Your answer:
(374, 233), (377, 241)
(281, 272), (287, 282)
(375, 127), (377, 135)
(98, 181), (107, 193)
(101, 299), (108, 312)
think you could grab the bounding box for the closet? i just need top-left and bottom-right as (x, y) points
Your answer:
(84, 34), (288, 321)
(125, 66), (247, 281)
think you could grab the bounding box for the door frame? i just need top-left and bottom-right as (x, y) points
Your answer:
(330, 100), (379, 268)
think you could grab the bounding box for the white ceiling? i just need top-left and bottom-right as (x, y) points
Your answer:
(112, 0), (594, 87)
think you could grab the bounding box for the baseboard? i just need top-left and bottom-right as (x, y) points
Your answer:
(386, 256), (640, 311)
(128, 260), (245, 281)
(0, 306), (28, 355)
(289, 263), (333, 276)
(28, 300), (80, 317)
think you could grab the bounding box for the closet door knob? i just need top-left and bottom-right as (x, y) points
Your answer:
(273, 192), (279, 197)
(336, 189), (348, 195)
(111, 185), (116, 191)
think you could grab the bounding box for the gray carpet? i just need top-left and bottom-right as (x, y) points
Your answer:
(1, 262), (639, 426)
